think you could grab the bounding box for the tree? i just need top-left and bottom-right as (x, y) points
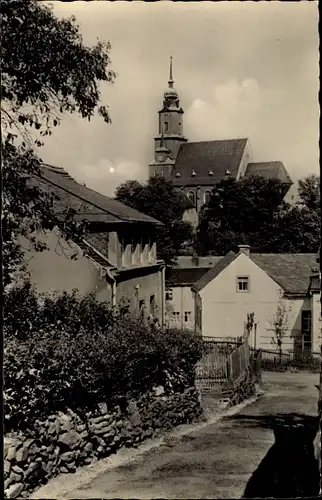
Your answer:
(297, 175), (320, 211)
(269, 301), (291, 366)
(197, 176), (290, 255)
(1, 0), (115, 287)
(115, 177), (194, 264)
(196, 174), (320, 256)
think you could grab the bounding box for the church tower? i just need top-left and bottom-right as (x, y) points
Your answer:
(149, 57), (188, 179)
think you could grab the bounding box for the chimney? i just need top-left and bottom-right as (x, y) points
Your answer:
(238, 244), (250, 256)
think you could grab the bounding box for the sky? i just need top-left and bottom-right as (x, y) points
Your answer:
(41, 1), (319, 197)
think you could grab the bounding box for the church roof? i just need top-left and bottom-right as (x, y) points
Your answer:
(245, 162), (292, 185)
(30, 164), (163, 226)
(172, 138), (248, 186)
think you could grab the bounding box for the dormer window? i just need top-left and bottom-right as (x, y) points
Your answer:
(175, 172), (181, 178)
(191, 170), (196, 177)
(208, 170), (214, 176)
(225, 169), (231, 176)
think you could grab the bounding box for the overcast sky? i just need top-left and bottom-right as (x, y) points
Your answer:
(41, 1), (319, 197)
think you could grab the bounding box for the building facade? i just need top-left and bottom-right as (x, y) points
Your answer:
(149, 58), (293, 213)
(191, 246), (321, 354)
(23, 164), (166, 325)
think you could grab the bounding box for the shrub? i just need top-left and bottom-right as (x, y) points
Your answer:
(4, 283), (203, 433)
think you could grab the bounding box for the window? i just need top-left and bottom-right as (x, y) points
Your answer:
(164, 121), (168, 132)
(237, 276), (249, 292)
(184, 311), (192, 323)
(149, 295), (155, 315)
(187, 190), (196, 206)
(172, 312), (180, 320)
(301, 310), (312, 350)
(165, 290), (173, 301)
(160, 170), (164, 177)
(204, 190), (212, 205)
(139, 299), (145, 315)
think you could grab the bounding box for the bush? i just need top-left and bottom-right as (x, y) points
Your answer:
(4, 282), (203, 433)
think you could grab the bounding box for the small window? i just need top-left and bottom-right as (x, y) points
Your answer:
(164, 121), (168, 132)
(187, 190), (196, 206)
(160, 170), (164, 177)
(149, 295), (155, 314)
(165, 290), (173, 301)
(301, 310), (311, 334)
(172, 312), (180, 319)
(139, 299), (145, 312)
(237, 276), (249, 292)
(184, 311), (191, 322)
(204, 190), (212, 205)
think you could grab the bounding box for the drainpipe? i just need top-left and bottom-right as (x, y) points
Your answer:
(160, 263), (166, 328)
(106, 268), (117, 307)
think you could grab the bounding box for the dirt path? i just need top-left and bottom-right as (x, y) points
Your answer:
(32, 371), (320, 499)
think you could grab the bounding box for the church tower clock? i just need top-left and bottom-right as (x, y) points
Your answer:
(149, 57), (188, 179)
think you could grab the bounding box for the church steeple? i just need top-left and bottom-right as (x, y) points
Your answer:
(168, 56), (174, 88)
(149, 57), (188, 180)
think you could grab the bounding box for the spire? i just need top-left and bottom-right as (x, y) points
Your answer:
(168, 56), (174, 88)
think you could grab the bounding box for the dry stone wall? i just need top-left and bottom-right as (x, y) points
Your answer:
(4, 386), (202, 499)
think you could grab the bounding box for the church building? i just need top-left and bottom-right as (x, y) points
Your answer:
(149, 58), (293, 213)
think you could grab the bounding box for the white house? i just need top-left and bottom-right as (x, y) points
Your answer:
(191, 245), (321, 354)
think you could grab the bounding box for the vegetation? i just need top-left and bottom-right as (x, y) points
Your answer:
(115, 177), (194, 264)
(2, 0), (115, 288)
(196, 175), (320, 256)
(269, 301), (291, 365)
(4, 285), (203, 432)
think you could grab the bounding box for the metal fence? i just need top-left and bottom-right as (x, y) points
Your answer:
(195, 337), (250, 391)
(254, 348), (321, 373)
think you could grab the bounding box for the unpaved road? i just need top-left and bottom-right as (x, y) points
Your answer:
(32, 371), (320, 499)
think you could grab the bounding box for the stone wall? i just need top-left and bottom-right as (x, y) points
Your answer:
(222, 366), (257, 407)
(4, 386), (202, 499)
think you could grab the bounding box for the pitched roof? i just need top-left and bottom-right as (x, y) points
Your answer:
(250, 253), (319, 295)
(31, 164), (162, 226)
(176, 255), (222, 268)
(172, 138), (248, 186)
(192, 251), (237, 292)
(245, 162), (292, 185)
(174, 189), (195, 210)
(192, 251), (319, 295)
(166, 267), (211, 286)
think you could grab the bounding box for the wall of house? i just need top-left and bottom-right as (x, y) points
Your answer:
(198, 252), (312, 351)
(311, 292), (322, 352)
(116, 267), (164, 324)
(236, 139), (253, 180)
(20, 229), (112, 304)
(165, 286), (195, 331)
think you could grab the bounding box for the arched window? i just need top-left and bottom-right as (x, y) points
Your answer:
(164, 121), (168, 132)
(187, 190), (196, 206)
(204, 190), (212, 205)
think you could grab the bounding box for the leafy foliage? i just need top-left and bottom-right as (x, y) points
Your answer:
(269, 301), (291, 363)
(115, 177), (194, 264)
(4, 286), (203, 432)
(1, 0), (115, 142)
(1, 0), (115, 288)
(196, 175), (320, 255)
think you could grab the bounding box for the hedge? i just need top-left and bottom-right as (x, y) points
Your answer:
(4, 282), (203, 433)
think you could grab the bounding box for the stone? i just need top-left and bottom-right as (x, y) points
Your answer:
(98, 402), (108, 414)
(84, 442), (93, 453)
(24, 462), (39, 479)
(80, 430), (89, 439)
(154, 385), (165, 397)
(12, 465), (24, 475)
(47, 421), (60, 435)
(5, 483), (23, 499)
(97, 446), (105, 454)
(59, 467), (69, 474)
(60, 420), (73, 432)
(46, 461), (55, 475)
(4, 477), (14, 490)
(4, 460), (11, 474)
(95, 424), (116, 436)
(91, 414), (110, 425)
(60, 451), (76, 463)
(58, 430), (82, 449)
(6, 447), (17, 462)
(10, 473), (22, 483)
(76, 423), (86, 433)
(95, 436), (106, 447)
(129, 411), (141, 428)
(35, 457), (43, 463)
